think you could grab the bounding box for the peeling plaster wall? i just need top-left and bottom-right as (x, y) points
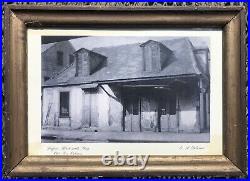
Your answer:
(99, 84), (123, 131)
(178, 95), (199, 133)
(42, 84), (123, 131)
(42, 87), (83, 129)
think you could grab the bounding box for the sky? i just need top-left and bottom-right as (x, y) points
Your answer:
(69, 36), (209, 50)
(42, 36), (209, 52)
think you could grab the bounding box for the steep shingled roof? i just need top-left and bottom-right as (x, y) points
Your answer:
(43, 38), (203, 87)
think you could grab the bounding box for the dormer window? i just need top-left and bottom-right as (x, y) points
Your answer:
(140, 40), (172, 72)
(73, 48), (107, 77)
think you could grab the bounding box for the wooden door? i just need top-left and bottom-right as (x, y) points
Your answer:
(159, 92), (178, 132)
(82, 90), (98, 128)
(124, 97), (140, 132)
(141, 96), (158, 132)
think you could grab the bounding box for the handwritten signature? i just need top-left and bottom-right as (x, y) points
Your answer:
(47, 146), (90, 155)
(178, 145), (205, 150)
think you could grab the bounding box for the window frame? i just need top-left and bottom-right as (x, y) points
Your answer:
(59, 91), (70, 118)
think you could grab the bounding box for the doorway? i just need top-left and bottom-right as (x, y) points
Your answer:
(122, 88), (178, 132)
(124, 96), (140, 132)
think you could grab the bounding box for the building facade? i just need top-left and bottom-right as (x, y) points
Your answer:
(42, 38), (210, 133)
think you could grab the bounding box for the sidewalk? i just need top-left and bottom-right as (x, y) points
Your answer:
(41, 128), (210, 143)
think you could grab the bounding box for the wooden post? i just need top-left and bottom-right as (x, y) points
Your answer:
(206, 91), (210, 130)
(176, 94), (180, 133)
(69, 117), (71, 128)
(139, 97), (142, 132)
(199, 79), (205, 132)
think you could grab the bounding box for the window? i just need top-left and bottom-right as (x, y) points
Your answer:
(44, 76), (50, 82)
(60, 92), (69, 117)
(69, 54), (74, 64)
(57, 51), (63, 66)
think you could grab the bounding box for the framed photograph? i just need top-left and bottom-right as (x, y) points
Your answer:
(3, 4), (247, 177)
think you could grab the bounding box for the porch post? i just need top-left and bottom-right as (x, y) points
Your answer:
(139, 97), (142, 132)
(199, 79), (206, 132)
(206, 90), (210, 129)
(176, 94), (180, 133)
(122, 98), (125, 132)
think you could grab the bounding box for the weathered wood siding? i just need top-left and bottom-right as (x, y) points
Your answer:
(142, 41), (172, 72)
(124, 98), (140, 132)
(160, 115), (178, 132)
(141, 96), (158, 132)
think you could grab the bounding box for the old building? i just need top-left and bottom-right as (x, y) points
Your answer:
(42, 38), (210, 133)
(42, 40), (76, 83)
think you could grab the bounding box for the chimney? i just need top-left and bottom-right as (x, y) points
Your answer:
(73, 48), (107, 77)
(140, 40), (172, 72)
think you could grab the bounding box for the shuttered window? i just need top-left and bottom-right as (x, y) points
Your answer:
(60, 92), (69, 117)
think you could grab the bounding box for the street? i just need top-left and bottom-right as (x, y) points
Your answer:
(41, 128), (210, 143)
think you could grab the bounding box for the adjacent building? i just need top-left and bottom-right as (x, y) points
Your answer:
(42, 40), (76, 84)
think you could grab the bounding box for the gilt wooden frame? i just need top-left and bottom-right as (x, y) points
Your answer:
(3, 4), (247, 177)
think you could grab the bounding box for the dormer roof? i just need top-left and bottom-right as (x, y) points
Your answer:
(140, 40), (165, 47)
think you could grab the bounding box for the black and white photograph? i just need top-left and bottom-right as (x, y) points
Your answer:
(41, 35), (210, 143)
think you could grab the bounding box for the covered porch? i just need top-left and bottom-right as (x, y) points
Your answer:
(104, 75), (209, 133)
